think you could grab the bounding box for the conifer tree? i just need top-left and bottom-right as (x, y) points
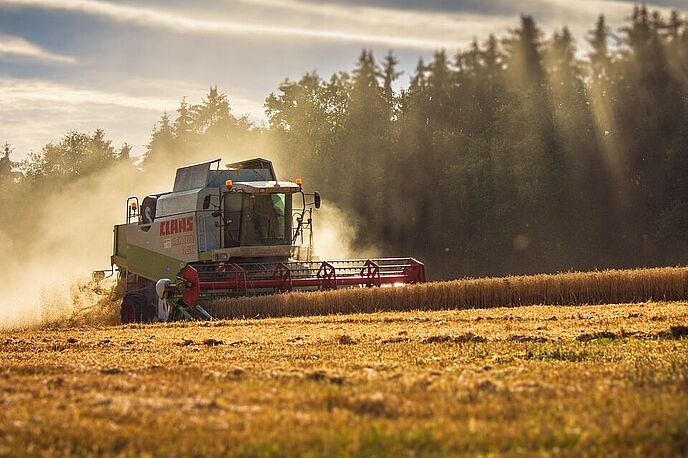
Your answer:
(118, 143), (133, 163)
(143, 113), (175, 167)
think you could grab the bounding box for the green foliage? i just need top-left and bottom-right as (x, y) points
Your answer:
(265, 7), (688, 278)
(21, 129), (118, 181)
(5, 5), (688, 280)
(144, 87), (267, 168)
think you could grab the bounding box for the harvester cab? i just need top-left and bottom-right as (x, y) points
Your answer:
(101, 158), (426, 323)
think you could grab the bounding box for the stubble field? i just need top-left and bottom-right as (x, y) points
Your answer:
(2, 301), (688, 456)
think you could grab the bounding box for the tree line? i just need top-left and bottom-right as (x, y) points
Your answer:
(3, 5), (688, 279)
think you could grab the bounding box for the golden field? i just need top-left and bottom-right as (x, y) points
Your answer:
(206, 266), (688, 319)
(2, 301), (688, 456)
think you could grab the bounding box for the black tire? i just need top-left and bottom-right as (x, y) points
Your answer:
(120, 293), (155, 324)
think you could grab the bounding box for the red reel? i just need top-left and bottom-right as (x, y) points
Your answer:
(180, 265), (201, 306)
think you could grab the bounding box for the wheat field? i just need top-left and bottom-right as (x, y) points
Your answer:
(2, 301), (687, 456)
(205, 267), (688, 319)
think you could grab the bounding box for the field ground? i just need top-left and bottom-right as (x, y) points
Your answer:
(2, 302), (688, 456)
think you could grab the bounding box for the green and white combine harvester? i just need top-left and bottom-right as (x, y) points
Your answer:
(95, 158), (427, 323)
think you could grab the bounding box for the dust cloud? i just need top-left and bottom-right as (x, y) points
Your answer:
(0, 154), (363, 329)
(312, 203), (379, 261)
(0, 161), (170, 328)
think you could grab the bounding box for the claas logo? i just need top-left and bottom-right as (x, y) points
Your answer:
(160, 217), (194, 236)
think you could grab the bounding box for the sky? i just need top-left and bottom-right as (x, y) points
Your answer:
(1, 0), (687, 160)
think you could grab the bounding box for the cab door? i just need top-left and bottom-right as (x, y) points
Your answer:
(223, 193), (242, 248)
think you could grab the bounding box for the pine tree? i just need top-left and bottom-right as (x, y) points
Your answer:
(0, 142), (13, 183)
(192, 86), (232, 133)
(84, 128), (115, 174)
(341, 50), (391, 242)
(504, 15), (546, 88)
(173, 97), (197, 156)
(380, 50), (401, 117)
(483, 35), (503, 78)
(143, 113), (175, 168)
(118, 143), (133, 163)
(408, 58), (427, 94)
(174, 97), (195, 136)
(427, 50), (452, 125)
(588, 15), (611, 80)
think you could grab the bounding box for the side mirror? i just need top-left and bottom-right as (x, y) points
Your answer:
(211, 211), (221, 218)
(314, 192), (321, 209)
(203, 195), (211, 210)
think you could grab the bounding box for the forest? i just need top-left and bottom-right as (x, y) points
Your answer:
(2, 5), (688, 280)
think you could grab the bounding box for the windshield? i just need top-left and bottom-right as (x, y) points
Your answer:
(240, 193), (291, 246)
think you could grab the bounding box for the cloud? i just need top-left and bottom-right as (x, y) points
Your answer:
(0, 77), (176, 157)
(0, 77), (182, 111)
(0, 33), (76, 63)
(1, 0), (680, 55)
(237, 0), (681, 52)
(0, 77), (265, 158)
(238, 0), (513, 34)
(0, 0), (510, 50)
(0, 77), (263, 115)
(277, 0), (683, 17)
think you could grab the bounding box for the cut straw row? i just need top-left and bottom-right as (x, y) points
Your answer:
(204, 267), (688, 319)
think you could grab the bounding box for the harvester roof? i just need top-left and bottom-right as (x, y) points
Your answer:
(154, 158), (300, 219)
(173, 158), (280, 192)
(231, 181), (301, 194)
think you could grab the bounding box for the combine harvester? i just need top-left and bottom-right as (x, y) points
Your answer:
(96, 158), (426, 323)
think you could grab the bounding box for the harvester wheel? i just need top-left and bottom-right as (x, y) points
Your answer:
(120, 293), (154, 324)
